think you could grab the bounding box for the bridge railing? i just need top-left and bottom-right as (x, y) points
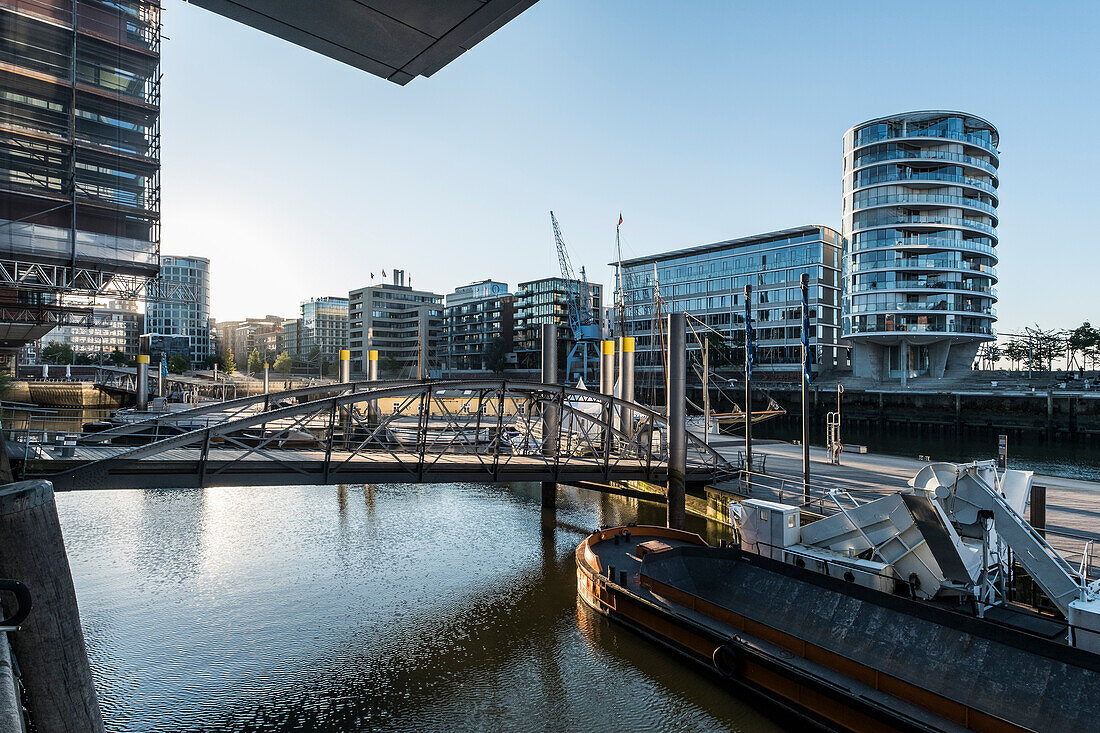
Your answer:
(34, 380), (736, 487)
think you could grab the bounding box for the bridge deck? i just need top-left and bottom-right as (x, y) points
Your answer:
(24, 446), (711, 491)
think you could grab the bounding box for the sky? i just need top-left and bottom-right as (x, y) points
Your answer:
(160, 0), (1100, 333)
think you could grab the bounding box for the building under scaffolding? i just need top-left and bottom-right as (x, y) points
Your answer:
(0, 0), (170, 371)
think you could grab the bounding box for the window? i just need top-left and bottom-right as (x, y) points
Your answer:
(759, 509), (769, 521)
(787, 515), (796, 528)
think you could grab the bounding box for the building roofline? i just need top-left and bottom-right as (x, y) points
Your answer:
(846, 109), (998, 144)
(615, 224), (839, 268)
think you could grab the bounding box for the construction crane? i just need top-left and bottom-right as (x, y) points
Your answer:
(550, 211), (601, 383)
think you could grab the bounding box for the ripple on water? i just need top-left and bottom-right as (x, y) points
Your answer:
(57, 483), (781, 733)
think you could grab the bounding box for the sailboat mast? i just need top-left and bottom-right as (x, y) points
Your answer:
(615, 215), (625, 339)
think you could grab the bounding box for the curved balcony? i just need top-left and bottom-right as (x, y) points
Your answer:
(852, 193), (998, 219)
(849, 300), (997, 317)
(850, 279), (997, 295)
(852, 128), (998, 155)
(854, 215), (997, 238)
(852, 170), (999, 197)
(845, 320), (996, 337)
(851, 236), (996, 257)
(853, 148), (998, 176)
(851, 259), (998, 279)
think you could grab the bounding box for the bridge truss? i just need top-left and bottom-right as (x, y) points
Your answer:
(24, 380), (736, 490)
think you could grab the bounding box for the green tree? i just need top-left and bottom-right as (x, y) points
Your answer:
(223, 348), (237, 374)
(108, 349), (127, 366)
(1067, 322), (1100, 371)
(483, 337), (510, 374)
(1004, 338), (1028, 371)
(273, 350), (292, 376)
(41, 342), (74, 365)
(247, 347), (263, 375)
(167, 355), (189, 374)
(379, 355), (401, 378)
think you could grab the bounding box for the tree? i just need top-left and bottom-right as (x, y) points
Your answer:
(108, 349), (128, 366)
(223, 348), (237, 374)
(1067, 322), (1100, 371)
(1028, 326), (1065, 373)
(167, 355), (189, 374)
(247, 347), (263, 375)
(273, 351), (292, 376)
(976, 343), (1001, 370)
(1004, 338), (1028, 371)
(380, 355), (401, 378)
(41, 342), (74, 365)
(201, 355), (219, 370)
(483, 337), (509, 374)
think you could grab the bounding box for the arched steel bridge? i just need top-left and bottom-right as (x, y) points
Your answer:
(21, 380), (735, 491)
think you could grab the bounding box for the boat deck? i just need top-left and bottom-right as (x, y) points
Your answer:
(583, 528), (989, 733)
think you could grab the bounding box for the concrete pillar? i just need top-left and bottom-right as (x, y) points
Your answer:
(619, 336), (635, 437)
(339, 349), (351, 383)
(900, 341), (908, 389)
(666, 313), (687, 530)
(1046, 390), (1054, 441)
(368, 349), (379, 381)
(0, 480), (104, 732)
(135, 354), (149, 412)
(540, 323), (558, 509)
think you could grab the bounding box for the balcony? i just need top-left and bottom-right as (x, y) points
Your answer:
(853, 193), (997, 218)
(854, 215), (997, 238)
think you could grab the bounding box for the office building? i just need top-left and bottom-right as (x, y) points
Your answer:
(299, 297), (348, 365)
(441, 280), (514, 372)
(279, 318), (300, 357)
(513, 277), (602, 370)
(40, 299), (141, 359)
(215, 315), (283, 362)
(348, 270), (442, 376)
(145, 256), (213, 365)
(842, 111), (999, 382)
(0, 0), (162, 373)
(619, 226), (844, 380)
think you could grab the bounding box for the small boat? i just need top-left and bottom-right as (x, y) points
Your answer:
(576, 461), (1100, 732)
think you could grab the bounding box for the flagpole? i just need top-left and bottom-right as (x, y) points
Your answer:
(744, 284), (752, 473)
(801, 272), (810, 504)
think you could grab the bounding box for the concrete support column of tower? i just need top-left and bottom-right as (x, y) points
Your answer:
(135, 355), (149, 412)
(619, 337), (635, 437)
(339, 349), (351, 383)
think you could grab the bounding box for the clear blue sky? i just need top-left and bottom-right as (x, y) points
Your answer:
(160, 0), (1099, 333)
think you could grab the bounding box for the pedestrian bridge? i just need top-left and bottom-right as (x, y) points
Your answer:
(21, 380), (735, 491)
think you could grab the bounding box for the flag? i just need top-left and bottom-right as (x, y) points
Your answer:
(382, 269), (387, 278)
(370, 272), (374, 280)
(744, 295), (754, 379)
(801, 283), (813, 385)
(160, 354), (168, 379)
(618, 213), (623, 226)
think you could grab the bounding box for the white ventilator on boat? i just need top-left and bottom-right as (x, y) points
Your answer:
(732, 460), (1100, 651)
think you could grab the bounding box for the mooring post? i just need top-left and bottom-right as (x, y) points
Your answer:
(541, 323), (559, 509)
(0, 480), (104, 732)
(135, 354), (149, 412)
(339, 349), (351, 383)
(263, 363), (270, 394)
(619, 336), (635, 438)
(800, 273), (810, 504)
(600, 339), (615, 455)
(667, 312), (687, 530)
(1046, 390), (1054, 441)
(1030, 484), (1047, 538)
(367, 349), (379, 382)
(744, 284), (753, 472)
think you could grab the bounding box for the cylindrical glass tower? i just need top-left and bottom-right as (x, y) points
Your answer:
(842, 111), (998, 382)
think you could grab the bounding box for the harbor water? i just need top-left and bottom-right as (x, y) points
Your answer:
(57, 482), (783, 732)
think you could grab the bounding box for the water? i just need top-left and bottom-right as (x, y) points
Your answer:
(754, 419), (1100, 482)
(57, 483), (784, 732)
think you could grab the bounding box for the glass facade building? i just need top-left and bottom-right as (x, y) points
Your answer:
(144, 255), (212, 364)
(842, 111), (999, 381)
(513, 277), (602, 370)
(300, 296), (349, 364)
(619, 225), (844, 380)
(441, 280), (514, 372)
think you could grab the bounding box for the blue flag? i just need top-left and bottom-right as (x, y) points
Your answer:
(801, 284), (813, 385)
(161, 354), (168, 379)
(744, 295), (754, 379)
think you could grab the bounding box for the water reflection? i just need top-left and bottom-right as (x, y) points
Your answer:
(56, 483), (779, 732)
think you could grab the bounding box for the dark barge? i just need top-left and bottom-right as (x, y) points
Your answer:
(576, 525), (1100, 733)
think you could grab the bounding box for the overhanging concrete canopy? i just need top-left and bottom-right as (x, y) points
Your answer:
(186, 0), (539, 84)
